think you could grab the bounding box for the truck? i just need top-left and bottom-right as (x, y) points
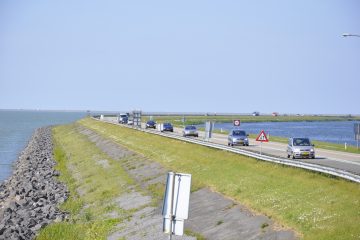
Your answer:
(118, 113), (129, 124)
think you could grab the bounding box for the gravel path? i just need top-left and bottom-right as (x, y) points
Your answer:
(77, 125), (298, 240)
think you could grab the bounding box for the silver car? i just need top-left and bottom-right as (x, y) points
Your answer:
(183, 125), (198, 137)
(287, 137), (315, 159)
(228, 130), (249, 146)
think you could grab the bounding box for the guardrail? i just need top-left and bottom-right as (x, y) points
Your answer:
(92, 117), (360, 184)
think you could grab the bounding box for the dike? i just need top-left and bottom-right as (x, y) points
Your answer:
(0, 127), (68, 240)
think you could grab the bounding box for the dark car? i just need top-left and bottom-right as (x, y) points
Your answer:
(146, 120), (156, 129)
(183, 125), (198, 137)
(162, 122), (174, 132)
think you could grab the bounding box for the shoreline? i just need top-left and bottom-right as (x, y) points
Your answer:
(0, 127), (68, 239)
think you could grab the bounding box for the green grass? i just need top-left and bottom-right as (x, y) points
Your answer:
(37, 124), (135, 240)
(184, 229), (206, 240)
(80, 118), (360, 240)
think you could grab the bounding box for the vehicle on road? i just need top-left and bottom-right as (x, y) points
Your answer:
(118, 113), (128, 124)
(183, 125), (198, 137)
(162, 122), (174, 132)
(287, 137), (315, 159)
(228, 129), (249, 146)
(146, 120), (156, 129)
(127, 119), (134, 125)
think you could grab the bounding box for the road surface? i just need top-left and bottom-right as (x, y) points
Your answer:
(102, 117), (360, 176)
(171, 127), (360, 175)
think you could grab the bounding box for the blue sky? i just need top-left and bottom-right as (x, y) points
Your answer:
(0, 1), (359, 114)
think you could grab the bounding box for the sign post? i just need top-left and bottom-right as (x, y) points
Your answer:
(204, 121), (214, 141)
(256, 130), (269, 155)
(233, 119), (241, 127)
(132, 110), (142, 128)
(162, 172), (191, 239)
(355, 123), (360, 150)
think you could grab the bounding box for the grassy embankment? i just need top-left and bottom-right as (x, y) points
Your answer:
(80, 118), (360, 240)
(37, 125), (137, 240)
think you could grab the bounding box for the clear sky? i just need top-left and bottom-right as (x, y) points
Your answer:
(0, 1), (359, 114)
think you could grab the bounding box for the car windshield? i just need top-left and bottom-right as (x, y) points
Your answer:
(293, 138), (311, 146)
(233, 130), (246, 136)
(185, 126), (196, 130)
(147, 121), (155, 124)
(164, 123), (172, 126)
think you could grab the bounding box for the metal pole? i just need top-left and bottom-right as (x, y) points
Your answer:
(358, 125), (360, 150)
(169, 173), (176, 240)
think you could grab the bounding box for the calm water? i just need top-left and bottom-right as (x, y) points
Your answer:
(0, 110), (86, 183)
(201, 121), (360, 146)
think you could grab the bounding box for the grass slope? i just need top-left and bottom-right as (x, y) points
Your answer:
(80, 118), (360, 240)
(37, 124), (134, 240)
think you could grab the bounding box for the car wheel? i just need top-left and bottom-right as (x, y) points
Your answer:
(312, 156), (315, 159)
(292, 155), (295, 159)
(287, 154), (290, 158)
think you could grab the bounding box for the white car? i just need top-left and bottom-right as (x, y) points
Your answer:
(287, 137), (315, 159)
(182, 125), (198, 137)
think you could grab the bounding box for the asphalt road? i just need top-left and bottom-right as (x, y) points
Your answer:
(102, 117), (360, 176)
(171, 127), (360, 175)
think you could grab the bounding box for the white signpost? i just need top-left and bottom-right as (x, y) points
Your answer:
(162, 172), (191, 239)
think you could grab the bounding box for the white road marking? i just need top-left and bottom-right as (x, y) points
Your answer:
(315, 155), (360, 166)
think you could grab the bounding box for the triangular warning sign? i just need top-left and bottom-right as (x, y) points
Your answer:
(256, 130), (269, 142)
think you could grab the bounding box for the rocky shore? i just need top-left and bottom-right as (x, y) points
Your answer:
(0, 127), (68, 240)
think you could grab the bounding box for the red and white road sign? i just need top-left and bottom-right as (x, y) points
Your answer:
(256, 130), (269, 142)
(233, 119), (241, 126)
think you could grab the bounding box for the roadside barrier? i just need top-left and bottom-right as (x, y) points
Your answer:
(92, 117), (360, 184)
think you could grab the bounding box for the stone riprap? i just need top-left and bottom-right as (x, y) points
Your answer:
(0, 127), (68, 240)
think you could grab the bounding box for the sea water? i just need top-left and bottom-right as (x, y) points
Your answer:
(0, 110), (86, 183)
